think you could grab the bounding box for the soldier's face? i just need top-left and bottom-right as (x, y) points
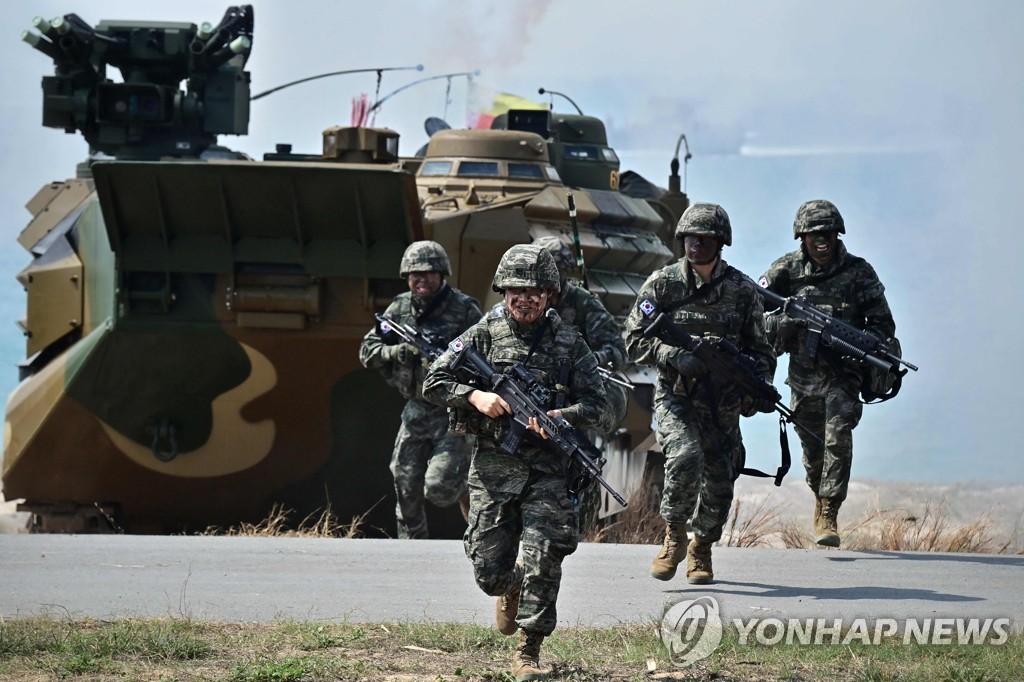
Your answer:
(407, 271), (442, 297)
(504, 287), (550, 324)
(803, 231), (838, 264)
(683, 235), (720, 265)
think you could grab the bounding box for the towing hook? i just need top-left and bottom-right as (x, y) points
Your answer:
(146, 418), (179, 462)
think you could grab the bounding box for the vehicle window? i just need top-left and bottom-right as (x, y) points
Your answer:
(563, 145), (599, 161)
(419, 160), (453, 176)
(456, 161), (500, 177)
(601, 147), (619, 163)
(544, 166), (561, 182)
(508, 163), (544, 179)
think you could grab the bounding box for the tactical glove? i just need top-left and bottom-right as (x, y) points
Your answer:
(766, 311), (802, 353)
(668, 349), (708, 378)
(383, 342), (419, 365)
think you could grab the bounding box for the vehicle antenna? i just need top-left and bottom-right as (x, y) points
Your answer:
(538, 88), (584, 115)
(672, 133), (692, 193)
(567, 191), (588, 289)
(250, 65), (424, 101)
(368, 70), (481, 117)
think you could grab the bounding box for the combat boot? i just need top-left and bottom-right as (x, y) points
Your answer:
(650, 521), (688, 581)
(512, 630), (550, 681)
(686, 537), (714, 584)
(496, 563), (524, 636)
(815, 497), (841, 547)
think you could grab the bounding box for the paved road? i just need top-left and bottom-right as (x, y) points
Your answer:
(1, 535), (1022, 629)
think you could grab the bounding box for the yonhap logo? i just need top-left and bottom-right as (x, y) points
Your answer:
(660, 596), (724, 666)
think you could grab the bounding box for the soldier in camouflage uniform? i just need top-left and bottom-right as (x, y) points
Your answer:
(625, 203), (775, 585)
(534, 235), (629, 433)
(423, 244), (608, 681)
(759, 200), (896, 547)
(534, 235), (628, 534)
(359, 241), (482, 539)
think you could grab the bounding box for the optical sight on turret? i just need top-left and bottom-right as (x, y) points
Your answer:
(23, 5), (253, 159)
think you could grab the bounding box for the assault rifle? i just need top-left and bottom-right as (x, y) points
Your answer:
(757, 288), (918, 376)
(642, 312), (821, 485)
(450, 343), (628, 507)
(375, 314), (444, 362)
(597, 366), (634, 390)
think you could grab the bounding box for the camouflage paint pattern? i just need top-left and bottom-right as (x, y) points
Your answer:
(360, 283), (481, 537)
(625, 258), (774, 543)
(4, 156), (430, 533)
(423, 307), (607, 635)
(759, 240), (894, 501)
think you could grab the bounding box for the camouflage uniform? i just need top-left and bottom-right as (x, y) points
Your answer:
(484, 282), (627, 435)
(359, 242), (481, 539)
(759, 207), (895, 503)
(423, 247), (607, 637)
(533, 236), (629, 435)
(625, 258), (775, 542)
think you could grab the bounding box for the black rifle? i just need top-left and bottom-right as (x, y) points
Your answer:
(375, 313), (444, 362)
(757, 287), (918, 376)
(642, 312), (822, 486)
(450, 343), (628, 507)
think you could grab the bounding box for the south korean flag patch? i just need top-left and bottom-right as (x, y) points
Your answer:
(449, 337), (465, 353)
(639, 299), (656, 317)
(379, 319), (393, 334)
(758, 276), (770, 288)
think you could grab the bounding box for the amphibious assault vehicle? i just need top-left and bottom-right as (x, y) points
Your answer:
(4, 5), (691, 534)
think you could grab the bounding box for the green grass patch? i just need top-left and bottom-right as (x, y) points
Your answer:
(0, 617), (1019, 681)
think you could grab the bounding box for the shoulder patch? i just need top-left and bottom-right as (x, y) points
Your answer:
(758, 276), (769, 288)
(639, 299), (656, 317)
(448, 337), (465, 353)
(490, 303), (506, 317)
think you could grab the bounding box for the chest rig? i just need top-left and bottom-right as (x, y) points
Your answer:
(790, 257), (866, 364)
(487, 314), (578, 411)
(664, 266), (744, 344)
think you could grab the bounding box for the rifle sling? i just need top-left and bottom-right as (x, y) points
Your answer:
(738, 414), (791, 486)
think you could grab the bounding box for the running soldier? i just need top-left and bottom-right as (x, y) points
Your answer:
(359, 240), (481, 539)
(625, 203), (775, 584)
(423, 244), (607, 681)
(759, 200), (896, 547)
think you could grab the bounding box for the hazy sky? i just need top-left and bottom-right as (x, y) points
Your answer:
(0, 1), (1022, 485)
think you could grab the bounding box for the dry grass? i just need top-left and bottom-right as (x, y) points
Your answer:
(586, 471), (1022, 555)
(199, 501), (381, 539)
(202, 478), (1022, 557)
(720, 496), (786, 548)
(842, 500), (1021, 554)
(585, 472), (664, 545)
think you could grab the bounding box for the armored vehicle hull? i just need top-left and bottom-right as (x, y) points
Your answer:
(4, 158), (443, 533)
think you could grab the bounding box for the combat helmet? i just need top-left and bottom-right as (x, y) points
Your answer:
(492, 244), (561, 292)
(400, 240), (451, 276)
(675, 202), (732, 246)
(533, 235), (576, 273)
(793, 199), (845, 239)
